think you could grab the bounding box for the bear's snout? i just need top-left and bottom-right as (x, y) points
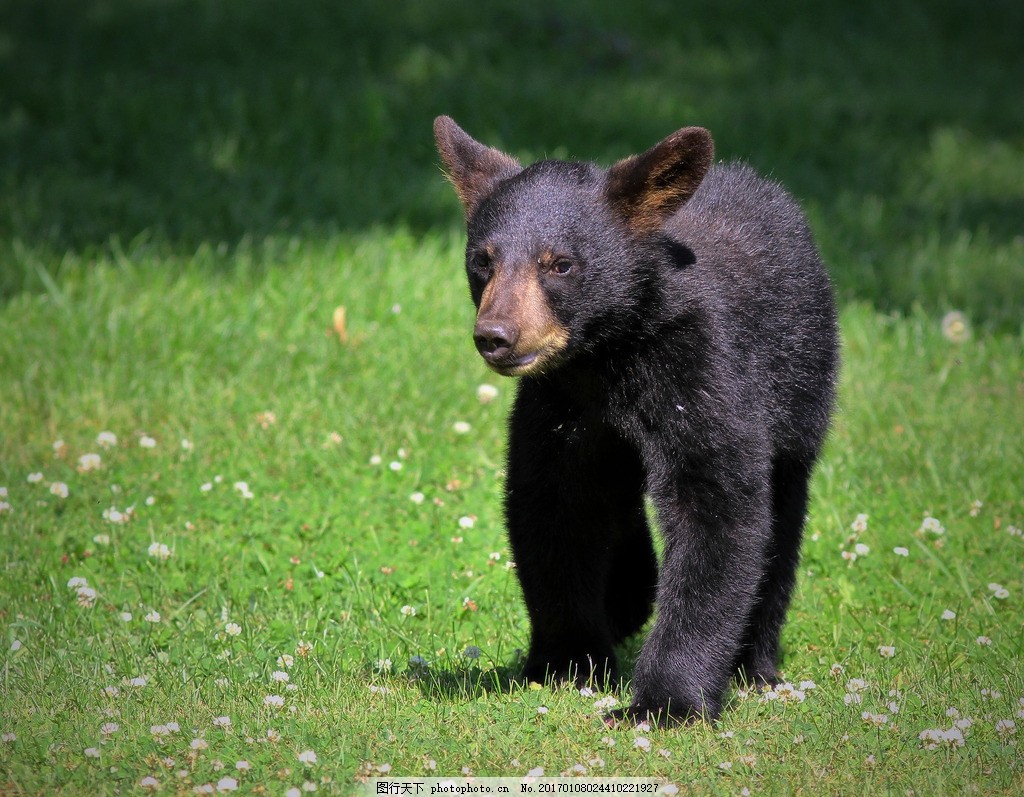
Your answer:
(473, 318), (518, 363)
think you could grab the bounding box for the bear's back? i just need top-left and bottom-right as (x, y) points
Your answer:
(664, 162), (838, 456)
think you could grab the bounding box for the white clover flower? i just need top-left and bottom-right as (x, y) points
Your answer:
(861, 711), (888, 727)
(369, 455), (382, 466)
(10, 640), (21, 652)
(633, 737), (651, 751)
(919, 727), (964, 750)
(140, 775), (160, 790)
(988, 583), (1010, 600)
(400, 605), (416, 617)
(97, 431), (118, 448)
(995, 719), (1016, 737)
(850, 514), (868, 533)
(78, 453), (102, 472)
(878, 645), (896, 659)
(84, 747), (100, 758)
(920, 516), (945, 535)
(191, 738), (210, 750)
(264, 694), (285, 708)
(235, 761), (250, 771)
(477, 384), (499, 403)
(593, 696), (618, 710)
(843, 693), (863, 706)
(76, 587), (97, 608)
(224, 622), (242, 637)
(181, 438), (193, 451)
(941, 609), (956, 621)
(458, 516), (475, 529)
(139, 435), (157, 449)
(49, 482), (69, 499)
(100, 722), (119, 736)
(27, 473), (43, 483)
(212, 716), (232, 729)
(266, 729), (281, 742)
(148, 542), (172, 561)
(297, 749), (317, 765)
(0, 501), (10, 514)
(854, 543), (870, 556)
(841, 550), (857, 563)
(295, 640), (314, 657)
(409, 492), (425, 504)
(233, 481), (254, 500)
(67, 576), (89, 589)
(452, 421), (471, 434)
(271, 670), (290, 683)
(277, 653), (294, 669)
(976, 636), (992, 646)
(847, 678), (868, 692)
(128, 676), (148, 687)
(893, 547), (909, 557)
(216, 776), (238, 792)
(145, 610), (161, 623)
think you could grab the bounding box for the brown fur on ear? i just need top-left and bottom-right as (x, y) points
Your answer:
(434, 116), (521, 218)
(605, 127), (714, 233)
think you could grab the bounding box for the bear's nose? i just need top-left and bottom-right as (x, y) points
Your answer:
(473, 320), (517, 362)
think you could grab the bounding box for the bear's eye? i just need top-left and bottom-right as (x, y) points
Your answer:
(469, 253), (493, 277)
(549, 258), (574, 276)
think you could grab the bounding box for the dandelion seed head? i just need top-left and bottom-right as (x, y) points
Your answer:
(941, 311), (970, 343)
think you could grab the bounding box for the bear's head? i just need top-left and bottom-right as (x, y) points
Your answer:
(434, 116), (714, 377)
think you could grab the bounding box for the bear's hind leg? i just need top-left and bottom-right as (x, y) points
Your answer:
(734, 455), (813, 687)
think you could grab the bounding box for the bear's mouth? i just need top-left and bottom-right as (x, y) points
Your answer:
(484, 350), (538, 377)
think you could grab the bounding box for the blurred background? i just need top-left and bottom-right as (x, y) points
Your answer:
(2, 0), (1022, 328)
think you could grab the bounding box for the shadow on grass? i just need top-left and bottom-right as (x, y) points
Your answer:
(2, 0), (1022, 326)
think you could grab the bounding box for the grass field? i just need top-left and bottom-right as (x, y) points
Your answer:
(1, 0), (1022, 794)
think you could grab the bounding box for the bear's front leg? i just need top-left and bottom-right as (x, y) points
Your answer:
(505, 381), (651, 690)
(608, 470), (772, 727)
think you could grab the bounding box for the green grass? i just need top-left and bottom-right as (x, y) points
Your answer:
(1, 0), (1022, 794)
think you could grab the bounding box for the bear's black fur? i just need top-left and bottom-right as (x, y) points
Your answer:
(434, 116), (838, 726)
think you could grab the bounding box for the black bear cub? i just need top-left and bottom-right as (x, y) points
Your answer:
(434, 116), (838, 726)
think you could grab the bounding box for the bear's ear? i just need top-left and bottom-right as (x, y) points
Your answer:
(604, 127), (714, 233)
(434, 116), (522, 219)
